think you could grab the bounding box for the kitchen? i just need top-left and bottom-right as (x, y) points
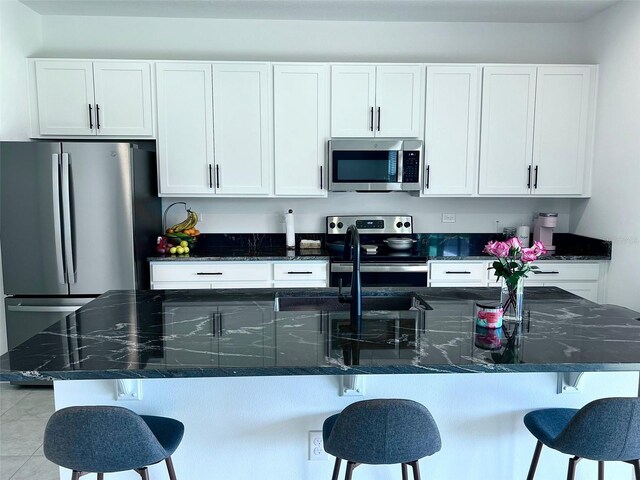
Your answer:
(1, 1), (640, 480)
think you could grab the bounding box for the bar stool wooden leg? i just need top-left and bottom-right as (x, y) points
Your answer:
(97, 474), (104, 480)
(410, 460), (421, 480)
(632, 459), (640, 480)
(401, 463), (408, 480)
(135, 467), (150, 480)
(331, 458), (342, 480)
(70, 472), (81, 480)
(598, 461), (604, 480)
(165, 456), (177, 480)
(527, 440), (543, 480)
(567, 457), (581, 480)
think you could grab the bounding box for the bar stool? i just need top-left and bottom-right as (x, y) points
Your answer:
(43, 406), (184, 480)
(524, 397), (640, 480)
(323, 399), (441, 480)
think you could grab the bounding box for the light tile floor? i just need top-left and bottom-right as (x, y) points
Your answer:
(0, 382), (58, 480)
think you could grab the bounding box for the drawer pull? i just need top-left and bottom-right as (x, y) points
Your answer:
(533, 271), (559, 275)
(445, 271), (471, 274)
(196, 272), (223, 276)
(287, 271), (313, 275)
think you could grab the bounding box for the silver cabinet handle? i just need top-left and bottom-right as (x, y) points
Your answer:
(533, 270), (559, 275)
(51, 154), (66, 285)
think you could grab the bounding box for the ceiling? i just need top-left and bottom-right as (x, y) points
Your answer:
(20, 0), (620, 23)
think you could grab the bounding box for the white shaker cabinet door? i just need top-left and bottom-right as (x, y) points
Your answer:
(330, 65), (376, 137)
(531, 66), (592, 196)
(212, 63), (271, 195)
(424, 65), (480, 195)
(375, 65), (421, 138)
(478, 66), (537, 195)
(156, 63), (215, 195)
(93, 62), (153, 137)
(34, 60), (95, 136)
(273, 64), (329, 197)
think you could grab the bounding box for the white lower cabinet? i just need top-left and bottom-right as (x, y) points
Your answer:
(429, 261), (488, 287)
(150, 260), (328, 290)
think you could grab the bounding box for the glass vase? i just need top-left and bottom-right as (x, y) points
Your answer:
(500, 276), (524, 324)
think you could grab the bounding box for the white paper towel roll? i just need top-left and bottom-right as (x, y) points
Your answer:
(285, 209), (295, 249)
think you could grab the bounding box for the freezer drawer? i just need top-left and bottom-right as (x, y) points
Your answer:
(5, 297), (92, 349)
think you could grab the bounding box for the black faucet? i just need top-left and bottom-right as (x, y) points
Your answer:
(338, 225), (362, 331)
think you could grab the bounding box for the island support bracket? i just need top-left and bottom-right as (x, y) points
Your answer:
(340, 375), (365, 396)
(115, 379), (143, 400)
(557, 372), (584, 394)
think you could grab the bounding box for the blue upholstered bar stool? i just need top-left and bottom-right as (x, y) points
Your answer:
(43, 406), (184, 480)
(323, 399), (441, 480)
(524, 397), (640, 480)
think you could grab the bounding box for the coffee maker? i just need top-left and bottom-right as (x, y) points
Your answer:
(533, 213), (557, 253)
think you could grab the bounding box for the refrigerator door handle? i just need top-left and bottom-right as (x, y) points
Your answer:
(7, 305), (85, 313)
(61, 153), (76, 284)
(51, 153), (66, 285)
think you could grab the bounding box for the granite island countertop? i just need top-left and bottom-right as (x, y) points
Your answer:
(1, 287), (638, 382)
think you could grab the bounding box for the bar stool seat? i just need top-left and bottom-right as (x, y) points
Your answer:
(323, 399), (441, 480)
(44, 406), (184, 480)
(524, 397), (640, 480)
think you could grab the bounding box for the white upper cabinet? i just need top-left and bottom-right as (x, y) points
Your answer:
(212, 63), (271, 195)
(330, 65), (376, 137)
(424, 65), (480, 195)
(531, 66), (592, 196)
(92, 62), (153, 136)
(375, 65), (421, 137)
(34, 60), (95, 136)
(273, 64), (329, 197)
(479, 65), (595, 197)
(31, 59), (153, 137)
(478, 66), (537, 195)
(156, 63), (215, 196)
(330, 64), (421, 138)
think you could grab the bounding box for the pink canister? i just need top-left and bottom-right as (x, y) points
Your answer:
(475, 303), (504, 329)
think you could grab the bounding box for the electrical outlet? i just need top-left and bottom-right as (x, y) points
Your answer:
(442, 213), (456, 223)
(308, 431), (327, 461)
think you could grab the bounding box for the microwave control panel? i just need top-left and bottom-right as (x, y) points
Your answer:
(402, 151), (420, 183)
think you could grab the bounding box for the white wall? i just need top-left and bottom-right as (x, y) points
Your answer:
(39, 16), (588, 63)
(570, 0), (640, 311)
(164, 196), (572, 234)
(0, 0), (42, 140)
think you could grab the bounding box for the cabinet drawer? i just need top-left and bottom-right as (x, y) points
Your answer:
(530, 262), (599, 281)
(151, 262), (271, 283)
(429, 262), (487, 284)
(151, 282), (213, 290)
(273, 262), (328, 281)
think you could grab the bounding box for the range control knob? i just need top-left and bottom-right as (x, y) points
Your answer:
(337, 222), (344, 229)
(329, 222), (336, 229)
(396, 222), (403, 228)
(404, 222), (411, 228)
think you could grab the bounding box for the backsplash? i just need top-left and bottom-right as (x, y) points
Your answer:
(162, 195), (574, 234)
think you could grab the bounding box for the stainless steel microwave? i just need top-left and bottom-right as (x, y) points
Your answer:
(328, 139), (423, 192)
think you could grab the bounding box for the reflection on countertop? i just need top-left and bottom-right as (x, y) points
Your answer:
(1, 286), (638, 382)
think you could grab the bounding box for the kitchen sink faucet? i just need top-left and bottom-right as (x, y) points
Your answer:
(339, 225), (362, 331)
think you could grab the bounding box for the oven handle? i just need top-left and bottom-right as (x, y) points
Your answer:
(331, 263), (428, 273)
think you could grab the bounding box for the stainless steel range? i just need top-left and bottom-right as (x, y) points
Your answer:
(326, 215), (429, 287)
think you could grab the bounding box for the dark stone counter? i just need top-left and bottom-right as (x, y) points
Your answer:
(148, 233), (611, 262)
(1, 287), (638, 382)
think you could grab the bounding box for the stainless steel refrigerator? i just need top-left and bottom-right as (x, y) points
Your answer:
(1, 141), (161, 365)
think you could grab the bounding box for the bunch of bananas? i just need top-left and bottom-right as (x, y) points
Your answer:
(166, 209), (200, 237)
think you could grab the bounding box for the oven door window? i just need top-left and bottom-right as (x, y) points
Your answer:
(330, 270), (428, 288)
(332, 150), (398, 183)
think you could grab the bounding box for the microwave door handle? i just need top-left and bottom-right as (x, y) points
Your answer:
(397, 150), (403, 182)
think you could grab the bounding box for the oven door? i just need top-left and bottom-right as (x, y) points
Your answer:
(330, 262), (429, 287)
